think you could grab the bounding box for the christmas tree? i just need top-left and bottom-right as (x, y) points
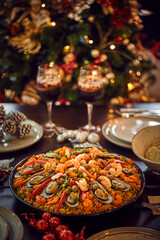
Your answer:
(0, 0), (155, 105)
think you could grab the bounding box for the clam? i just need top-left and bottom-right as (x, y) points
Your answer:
(111, 178), (130, 191)
(90, 180), (113, 204)
(65, 185), (80, 207)
(42, 176), (66, 199)
(26, 172), (54, 187)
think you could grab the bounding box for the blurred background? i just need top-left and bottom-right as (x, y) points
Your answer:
(0, 0), (160, 106)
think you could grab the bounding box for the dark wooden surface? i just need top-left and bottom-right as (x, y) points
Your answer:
(0, 103), (160, 239)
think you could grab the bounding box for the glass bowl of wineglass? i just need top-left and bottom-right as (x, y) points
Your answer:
(78, 65), (104, 132)
(36, 63), (62, 138)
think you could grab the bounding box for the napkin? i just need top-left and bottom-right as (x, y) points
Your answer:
(148, 196), (160, 215)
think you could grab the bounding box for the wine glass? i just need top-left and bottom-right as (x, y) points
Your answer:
(78, 65), (104, 132)
(36, 63), (62, 137)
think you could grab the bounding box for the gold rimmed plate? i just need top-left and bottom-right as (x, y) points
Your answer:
(87, 227), (160, 240)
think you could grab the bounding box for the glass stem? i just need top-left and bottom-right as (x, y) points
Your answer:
(46, 101), (53, 124)
(86, 102), (93, 129)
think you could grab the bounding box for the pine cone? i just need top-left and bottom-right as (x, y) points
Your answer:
(15, 124), (32, 138)
(0, 105), (7, 125)
(7, 111), (27, 124)
(0, 129), (4, 139)
(2, 119), (17, 135)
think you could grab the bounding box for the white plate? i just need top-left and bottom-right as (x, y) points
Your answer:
(0, 119), (43, 153)
(102, 120), (131, 149)
(87, 227), (160, 240)
(109, 117), (160, 143)
(0, 205), (23, 240)
(0, 214), (9, 240)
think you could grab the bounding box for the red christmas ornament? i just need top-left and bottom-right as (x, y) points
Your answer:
(49, 217), (61, 228)
(58, 229), (74, 240)
(42, 233), (56, 240)
(29, 219), (37, 228)
(55, 225), (68, 235)
(152, 42), (160, 59)
(42, 212), (52, 221)
(36, 219), (49, 232)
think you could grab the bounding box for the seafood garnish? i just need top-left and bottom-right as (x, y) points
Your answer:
(26, 172), (54, 187)
(122, 168), (135, 175)
(15, 165), (44, 177)
(111, 178), (130, 191)
(65, 185), (80, 207)
(42, 176), (66, 199)
(90, 180), (113, 204)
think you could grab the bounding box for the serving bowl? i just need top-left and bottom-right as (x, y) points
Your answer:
(131, 125), (160, 171)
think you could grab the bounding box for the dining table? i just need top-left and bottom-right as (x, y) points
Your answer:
(0, 102), (160, 239)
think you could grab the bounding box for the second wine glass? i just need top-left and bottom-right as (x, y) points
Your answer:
(36, 63), (62, 137)
(78, 65), (104, 132)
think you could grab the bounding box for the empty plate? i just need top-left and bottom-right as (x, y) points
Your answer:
(109, 117), (160, 143)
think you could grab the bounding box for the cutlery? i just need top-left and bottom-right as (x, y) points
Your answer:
(120, 108), (160, 114)
(0, 158), (15, 168)
(115, 109), (160, 118)
(132, 202), (160, 213)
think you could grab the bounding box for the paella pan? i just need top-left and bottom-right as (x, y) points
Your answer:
(10, 146), (145, 216)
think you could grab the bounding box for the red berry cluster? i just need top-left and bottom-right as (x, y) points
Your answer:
(23, 212), (85, 240)
(0, 171), (8, 181)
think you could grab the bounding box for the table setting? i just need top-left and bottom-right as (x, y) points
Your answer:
(0, 100), (160, 240)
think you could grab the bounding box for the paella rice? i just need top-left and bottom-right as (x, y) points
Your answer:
(12, 146), (142, 215)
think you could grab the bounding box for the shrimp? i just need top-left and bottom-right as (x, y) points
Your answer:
(83, 199), (93, 212)
(75, 179), (88, 192)
(112, 194), (122, 206)
(55, 163), (65, 173)
(75, 153), (90, 163)
(51, 173), (66, 181)
(88, 160), (101, 168)
(65, 159), (80, 169)
(89, 146), (102, 158)
(109, 163), (122, 177)
(35, 195), (46, 204)
(65, 148), (71, 159)
(98, 176), (112, 188)
(79, 166), (94, 179)
(46, 195), (59, 205)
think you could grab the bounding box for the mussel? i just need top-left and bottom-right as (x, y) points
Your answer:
(26, 171), (54, 187)
(42, 152), (59, 158)
(90, 180), (113, 204)
(65, 184), (80, 207)
(111, 178), (130, 191)
(122, 168), (135, 175)
(15, 163), (44, 178)
(42, 176), (66, 199)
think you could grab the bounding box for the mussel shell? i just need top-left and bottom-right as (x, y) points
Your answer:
(42, 152), (59, 158)
(15, 165), (44, 178)
(26, 172), (54, 187)
(42, 176), (67, 199)
(90, 180), (113, 204)
(65, 189), (80, 208)
(122, 168), (135, 175)
(111, 178), (130, 191)
(97, 153), (118, 159)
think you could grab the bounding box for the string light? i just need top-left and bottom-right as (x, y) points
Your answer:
(51, 22), (56, 26)
(127, 83), (134, 91)
(49, 61), (54, 67)
(89, 40), (93, 44)
(110, 45), (115, 50)
(129, 70), (133, 74)
(136, 71), (141, 76)
(41, 3), (45, 8)
(110, 79), (115, 84)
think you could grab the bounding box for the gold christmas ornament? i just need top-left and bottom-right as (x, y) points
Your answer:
(7, 0), (51, 54)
